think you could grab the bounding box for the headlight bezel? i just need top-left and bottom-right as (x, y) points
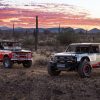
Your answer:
(50, 55), (57, 62)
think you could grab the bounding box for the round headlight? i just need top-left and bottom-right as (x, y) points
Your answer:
(72, 56), (77, 62)
(50, 55), (57, 62)
(54, 56), (57, 62)
(50, 55), (55, 61)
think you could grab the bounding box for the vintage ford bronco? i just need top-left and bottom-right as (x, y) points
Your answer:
(48, 43), (100, 78)
(0, 40), (32, 68)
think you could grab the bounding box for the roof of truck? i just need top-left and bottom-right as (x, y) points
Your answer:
(70, 43), (100, 45)
(0, 40), (19, 43)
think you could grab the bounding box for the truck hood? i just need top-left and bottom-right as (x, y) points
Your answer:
(20, 49), (31, 52)
(12, 49), (31, 53)
(54, 52), (76, 56)
(1, 50), (12, 53)
(1, 49), (31, 54)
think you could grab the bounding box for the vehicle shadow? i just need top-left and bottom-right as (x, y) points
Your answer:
(0, 64), (24, 69)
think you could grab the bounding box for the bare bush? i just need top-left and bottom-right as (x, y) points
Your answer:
(33, 53), (49, 66)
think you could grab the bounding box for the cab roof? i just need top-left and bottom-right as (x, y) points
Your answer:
(70, 43), (100, 46)
(0, 40), (19, 43)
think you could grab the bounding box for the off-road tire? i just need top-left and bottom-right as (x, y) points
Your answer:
(3, 57), (12, 68)
(78, 61), (92, 78)
(23, 60), (32, 68)
(48, 64), (61, 76)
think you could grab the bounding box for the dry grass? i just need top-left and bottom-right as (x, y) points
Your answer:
(0, 48), (100, 100)
(32, 52), (49, 66)
(0, 66), (100, 100)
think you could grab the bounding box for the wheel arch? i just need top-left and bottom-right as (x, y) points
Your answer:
(3, 54), (9, 58)
(3, 54), (12, 68)
(81, 56), (90, 62)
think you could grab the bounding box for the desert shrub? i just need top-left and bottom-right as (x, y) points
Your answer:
(22, 38), (34, 48)
(57, 28), (79, 44)
(33, 53), (48, 66)
(39, 40), (56, 46)
(57, 32), (77, 44)
(57, 32), (79, 44)
(39, 50), (52, 57)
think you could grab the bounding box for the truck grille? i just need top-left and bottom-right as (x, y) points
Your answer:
(56, 56), (76, 63)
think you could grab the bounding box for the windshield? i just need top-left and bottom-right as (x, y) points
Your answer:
(66, 45), (76, 52)
(66, 45), (90, 53)
(2, 42), (21, 50)
(75, 46), (90, 53)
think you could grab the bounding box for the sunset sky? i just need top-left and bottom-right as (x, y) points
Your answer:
(0, 0), (100, 29)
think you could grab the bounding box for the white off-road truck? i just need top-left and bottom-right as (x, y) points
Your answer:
(48, 43), (100, 78)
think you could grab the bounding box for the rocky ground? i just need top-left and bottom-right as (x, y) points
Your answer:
(0, 65), (100, 100)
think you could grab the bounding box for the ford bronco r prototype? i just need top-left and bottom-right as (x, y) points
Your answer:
(48, 43), (100, 78)
(0, 40), (32, 68)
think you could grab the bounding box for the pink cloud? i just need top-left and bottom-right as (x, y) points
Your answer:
(0, 3), (100, 29)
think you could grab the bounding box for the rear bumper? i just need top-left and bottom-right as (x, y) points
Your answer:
(11, 52), (33, 61)
(11, 58), (32, 61)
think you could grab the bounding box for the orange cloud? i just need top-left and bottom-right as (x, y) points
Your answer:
(0, 3), (100, 29)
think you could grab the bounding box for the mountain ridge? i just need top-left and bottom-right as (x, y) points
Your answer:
(0, 26), (100, 33)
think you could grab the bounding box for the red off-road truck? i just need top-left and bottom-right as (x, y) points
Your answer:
(0, 40), (32, 68)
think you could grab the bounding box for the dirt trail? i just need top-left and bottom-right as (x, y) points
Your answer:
(0, 65), (100, 100)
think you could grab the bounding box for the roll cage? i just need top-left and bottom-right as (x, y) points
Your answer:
(0, 40), (21, 50)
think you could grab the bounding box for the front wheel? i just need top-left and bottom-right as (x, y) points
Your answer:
(78, 61), (92, 78)
(3, 57), (12, 68)
(48, 64), (61, 76)
(23, 60), (32, 68)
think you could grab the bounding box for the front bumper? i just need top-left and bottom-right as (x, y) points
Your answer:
(49, 60), (78, 69)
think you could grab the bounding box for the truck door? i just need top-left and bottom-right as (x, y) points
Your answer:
(89, 46), (97, 65)
(0, 49), (3, 60)
(91, 45), (100, 64)
(96, 45), (100, 64)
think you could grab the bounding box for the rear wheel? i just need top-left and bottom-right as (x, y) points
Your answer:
(3, 57), (12, 68)
(23, 60), (32, 68)
(78, 61), (92, 78)
(48, 64), (61, 76)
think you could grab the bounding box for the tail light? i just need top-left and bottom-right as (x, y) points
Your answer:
(27, 53), (32, 58)
(9, 53), (13, 58)
(12, 53), (17, 59)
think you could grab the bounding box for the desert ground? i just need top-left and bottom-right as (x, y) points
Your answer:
(1, 14), (100, 100)
(0, 63), (100, 100)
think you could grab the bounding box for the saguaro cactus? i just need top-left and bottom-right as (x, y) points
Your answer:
(13, 23), (15, 39)
(34, 16), (38, 51)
